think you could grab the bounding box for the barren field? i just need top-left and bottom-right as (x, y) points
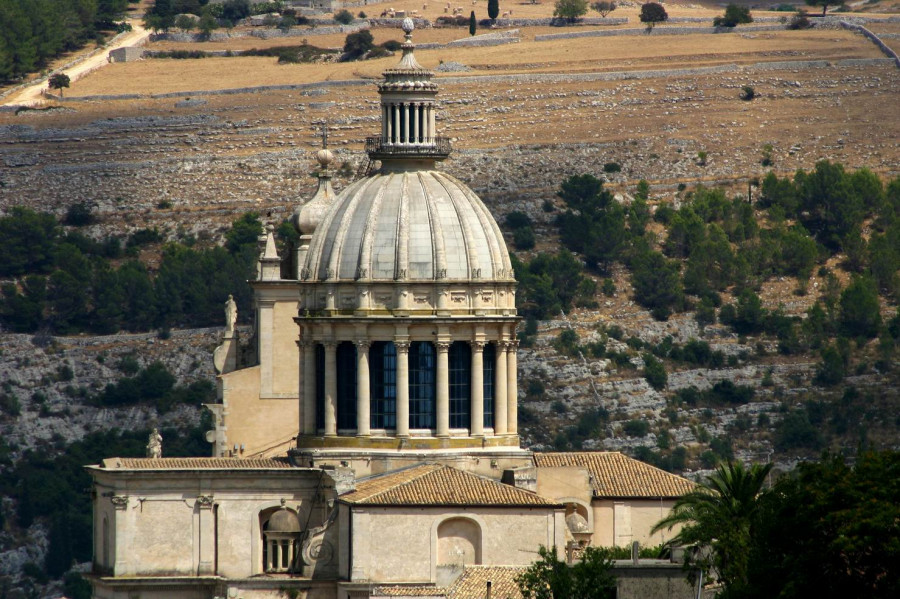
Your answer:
(68, 29), (886, 96)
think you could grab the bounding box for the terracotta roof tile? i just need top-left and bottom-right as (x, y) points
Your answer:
(447, 566), (525, 599)
(370, 566), (526, 599)
(533, 452), (695, 498)
(371, 586), (446, 597)
(340, 464), (560, 507)
(101, 457), (293, 470)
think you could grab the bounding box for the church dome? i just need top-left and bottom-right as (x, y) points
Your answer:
(302, 169), (512, 282)
(566, 512), (591, 534)
(267, 508), (301, 533)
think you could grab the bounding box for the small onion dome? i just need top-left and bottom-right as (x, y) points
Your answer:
(293, 152), (337, 235)
(267, 508), (301, 533)
(303, 170), (513, 282)
(566, 512), (591, 534)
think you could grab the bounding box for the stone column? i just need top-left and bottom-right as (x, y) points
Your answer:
(410, 102), (418, 144)
(436, 341), (450, 437)
(356, 340), (370, 436)
(396, 342), (410, 437)
(429, 104), (436, 143)
(402, 103), (410, 144)
(470, 341), (484, 437)
(494, 341), (508, 435)
(387, 104), (394, 143)
(302, 341), (316, 435)
(507, 340), (518, 434)
(323, 342), (337, 437)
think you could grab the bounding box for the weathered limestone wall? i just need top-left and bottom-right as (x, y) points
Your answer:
(219, 365), (300, 457)
(348, 507), (565, 583)
(592, 499), (680, 548)
(90, 469), (327, 579)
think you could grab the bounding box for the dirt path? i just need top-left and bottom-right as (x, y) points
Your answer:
(3, 22), (151, 107)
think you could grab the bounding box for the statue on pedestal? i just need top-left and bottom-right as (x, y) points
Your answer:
(147, 428), (162, 459)
(225, 294), (238, 334)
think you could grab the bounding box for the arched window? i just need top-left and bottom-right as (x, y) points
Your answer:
(336, 342), (357, 430)
(437, 517), (482, 566)
(449, 341), (471, 429)
(483, 343), (495, 429)
(370, 341), (397, 429)
(409, 341), (436, 429)
(261, 508), (302, 573)
(315, 344), (325, 430)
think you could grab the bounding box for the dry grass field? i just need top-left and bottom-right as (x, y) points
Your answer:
(69, 29), (885, 96)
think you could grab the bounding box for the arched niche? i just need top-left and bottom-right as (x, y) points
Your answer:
(436, 517), (482, 567)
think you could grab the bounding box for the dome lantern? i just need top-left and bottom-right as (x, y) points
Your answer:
(367, 19), (450, 163)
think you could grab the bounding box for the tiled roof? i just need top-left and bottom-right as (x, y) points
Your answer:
(340, 464), (560, 507)
(371, 586), (446, 597)
(447, 566), (525, 599)
(533, 452), (696, 498)
(371, 566), (526, 599)
(100, 457), (294, 470)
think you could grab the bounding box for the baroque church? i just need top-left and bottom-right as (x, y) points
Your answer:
(87, 21), (695, 599)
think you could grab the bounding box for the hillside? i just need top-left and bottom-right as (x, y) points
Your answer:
(0, 2), (899, 596)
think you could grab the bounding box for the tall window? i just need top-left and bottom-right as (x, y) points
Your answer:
(370, 341), (397, 429)
(483, 343), (495, 429)
(409, 341), (436, 429)
(315, 344), (325, 430)
(449, 341), (471, 429)
(336, 342), (357, 430)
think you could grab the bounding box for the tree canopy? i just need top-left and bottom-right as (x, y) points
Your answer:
(553, 0), (589, 22)
(516, 545), (617, 599)
(591, 1), (616, 18)
(640, 2), (668, 29)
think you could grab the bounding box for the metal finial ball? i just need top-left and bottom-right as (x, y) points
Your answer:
(401, 17), (415, 34)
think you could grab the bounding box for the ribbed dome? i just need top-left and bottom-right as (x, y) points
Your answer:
(566, 512), (591, 534)
(303, 170), (512, 282)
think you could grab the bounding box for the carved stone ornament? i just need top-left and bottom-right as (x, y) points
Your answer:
(395, 269), (407, 281)
(326, 268), (335, 279)
(414, 295), (429, 304)
(473, 341), (486, 351)
(437, 268), (447, 280)
(436, 341), (451, 352)
(471, 268), (481, 279)
(196, 495), (214, 509)
(395, 342), (410, 354)
(451, 293), (466, 303)
(301, 267), (310, 280)
(110, 495), (129, 510)
(355, 340), (370, 351)
(356, 267), (368, 279)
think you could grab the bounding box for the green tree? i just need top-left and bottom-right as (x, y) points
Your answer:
(743, 452), (899, 598)
(174, 14), (197, 32)
(469, 10), (477, 36)
(805, 0), (845, 15)
(591, 1), (617, 17)
(556, 174), (627, 270)
(48, 73), (71, 97)
(222, 0), (251, 22)
(198, 13), (219, 38)
(0, 207), (59, 277)
(652, 461), (772, 594)
(554, 0), (589, 23)
(488, 0), (500, 22)
(642, 353), (667, 390)
(714, 4), (752, 27)
(343, 30), (375, 60)
(639, 2), (668, 30)
(630, 249), (683, 320)
(334, 9), (354, 25)
(839, 275), (881, 338)
(517, 545), (616, 599)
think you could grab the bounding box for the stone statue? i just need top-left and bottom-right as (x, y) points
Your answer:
(147, 428), (162, 459)
(225, 294), (237, 333)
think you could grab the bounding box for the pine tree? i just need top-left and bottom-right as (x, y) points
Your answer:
(469, 11), (477, 36)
